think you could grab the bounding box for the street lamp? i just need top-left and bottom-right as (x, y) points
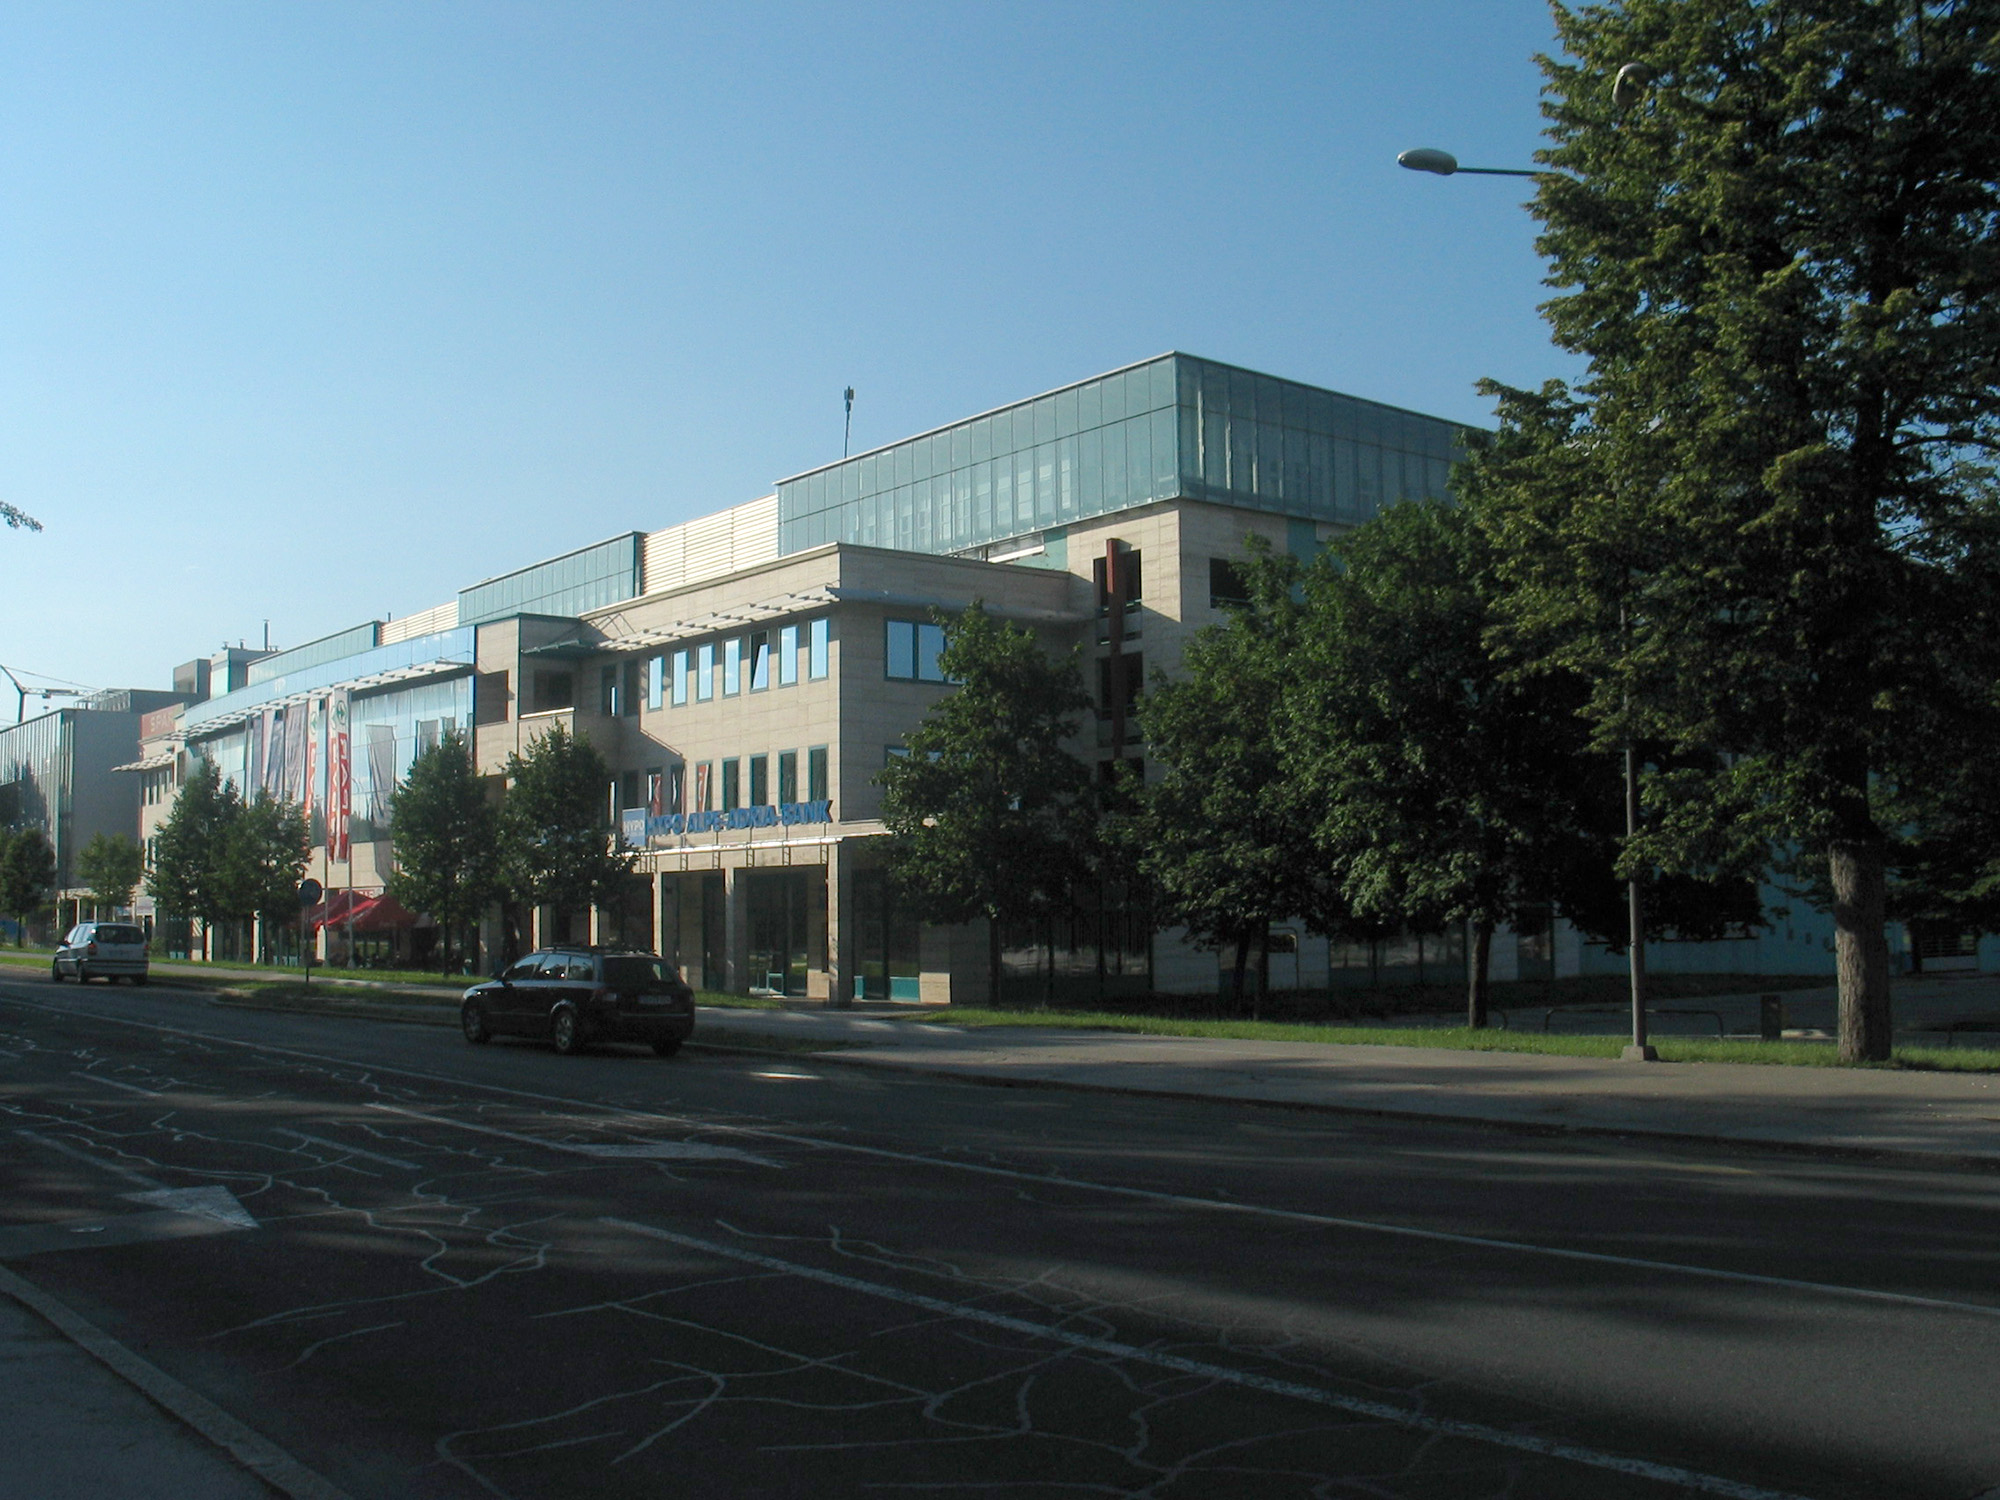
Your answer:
(1399, 62), (1660, 1062)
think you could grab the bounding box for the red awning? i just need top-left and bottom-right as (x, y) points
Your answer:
(304, 891), (418, 933)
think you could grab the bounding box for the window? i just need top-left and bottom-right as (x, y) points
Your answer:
(724, 637), (742, 695)
(646, 655), (664, 711)
(779, 624), (799, 686)
(1094, 548), (1144, 609)
(749, 753), (768, 807)
(778, 749), (798, 805)
(621, 771), (643, 812)
(623, 660), (640, 717)
(721, 757), (740, 812)
(1210, 558), (1251, 609)
(671, 649), (689, 706)
(808, 617), (829, 679)
(534, 671), (574, 711)
(808, 746), (829, 802)
(601, 665), (619, 715)
(694, 761), (712, 811)
(886, 619), (947, 682)
(696, 643), (715, 701)
(885, 745), (909, 766)
(749, 631), (771, 691)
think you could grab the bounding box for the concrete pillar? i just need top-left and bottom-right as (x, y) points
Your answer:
(826, 839), (856, 1010)
(723, 866), (747, 994)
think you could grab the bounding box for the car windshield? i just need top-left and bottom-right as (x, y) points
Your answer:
(95, 925), (144, 944)
(601, 956), (675, 993)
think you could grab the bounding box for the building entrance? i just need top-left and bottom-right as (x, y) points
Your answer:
(745, 868), (820, 996)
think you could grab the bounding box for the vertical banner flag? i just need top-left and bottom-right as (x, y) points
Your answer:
(284, 707), (308, 804)
(329, 690), (351, 863)
(304, 697), (322, 841)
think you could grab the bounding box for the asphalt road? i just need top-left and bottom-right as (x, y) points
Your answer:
(2, 971), (1997, 1500)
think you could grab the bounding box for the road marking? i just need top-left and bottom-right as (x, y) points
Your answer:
(0, 1262), (353, 1500)
(603, 1217), (1819, 1500)
(0, 1209), (246, 1260)
(123, 1186), (258, 1228)
(70, 1070), (159, 1097)
(274, 1129), (419, 1171)
(11, 993), (1997, 1322)
(364, 1103), (780, 1167)
(17, 1128), (162, 1188)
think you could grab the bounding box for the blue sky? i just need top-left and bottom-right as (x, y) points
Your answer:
(1, 2), (1575, 704)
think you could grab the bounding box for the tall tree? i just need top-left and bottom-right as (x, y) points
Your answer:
(146, 758), (242, 954)
(1473, 1), (2000, 1060)
(1286, 501), (1629, 1027)
(498, 722), (632, 938)
(223, 793), (310, 958)
(76, 833), (144, 918)
(0, 826), (56, 945)
(389, 730), (501, 974)
(877, 604), (1091, 1007)
(1138, 543), (1345, 1011)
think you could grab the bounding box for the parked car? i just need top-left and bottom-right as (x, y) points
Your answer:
(459, 947), (696, 1057)
(51, 921), (150, 985)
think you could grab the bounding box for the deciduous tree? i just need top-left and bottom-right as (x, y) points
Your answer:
(499, 722), (632, 938)
(76, 832), (144, 918)
(0, 826), (55, 945)
(389, 730), (500, 974)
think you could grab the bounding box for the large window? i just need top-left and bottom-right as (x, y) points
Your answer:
(808, 618), (829, 680)
(723, 637), (742, 696)
(778, 624), (799, 686)
(534, 671), (573, 711)
(778, 749), (798, 805)
(748, 753), (768, 807)
(671, 649), (689, 706)
(808, 745), (829, 803)
(749, 631), (771, 691)
(696, 643), (715, 702)
(646, 655), (664, 711)
(720, 757), (740, 812)
(886, 619), (947, 682)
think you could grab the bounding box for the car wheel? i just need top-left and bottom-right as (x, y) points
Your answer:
(75, 965), (91, 984)
(461, 999), (491, 1045)
(651, 1039), (682, 1058)
(50, 961), (64, 983)
(551, 1007), (582, 1056)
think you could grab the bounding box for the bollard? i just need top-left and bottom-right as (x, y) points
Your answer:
(1759, 993), (1784, 1041)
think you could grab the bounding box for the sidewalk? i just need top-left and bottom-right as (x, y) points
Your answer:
(690, 998), (2000, 1169)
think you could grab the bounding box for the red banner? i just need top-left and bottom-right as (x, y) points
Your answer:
(328, 690), (351, 863)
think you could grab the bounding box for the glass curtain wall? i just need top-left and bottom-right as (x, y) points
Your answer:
(775, 354), (1466, 558)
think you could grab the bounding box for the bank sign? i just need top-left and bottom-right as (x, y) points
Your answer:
(621, 800), (834, 848)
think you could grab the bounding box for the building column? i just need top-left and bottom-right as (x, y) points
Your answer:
(826, 839), (856, 1010)
(723, 866), (747, 994)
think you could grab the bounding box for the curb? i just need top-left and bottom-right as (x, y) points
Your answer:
(0, 1264), (353, 1500)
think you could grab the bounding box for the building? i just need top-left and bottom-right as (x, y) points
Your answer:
(0, 687), (187, 936)
(126, 351), (1873, 990)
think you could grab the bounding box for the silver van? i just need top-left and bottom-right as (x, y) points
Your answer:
(52, 922), (150, 985)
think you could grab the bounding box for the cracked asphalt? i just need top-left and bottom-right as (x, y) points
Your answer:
(2, 973), (1997, 1500)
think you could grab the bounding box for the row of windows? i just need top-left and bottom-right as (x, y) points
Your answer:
(622, 747), (831, 815)
(664, 618), (830, 708)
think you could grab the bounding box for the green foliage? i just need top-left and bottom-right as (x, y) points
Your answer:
(0, 826), (56, 943)
(76, 833), (144, 917)
(498, 722), (632, 928)
(388, 730), (500, 973)
(146, 758), (239, 928)
(225, 793), (310, 929)
(1137, 542), (1345, 1006)
(877, 603), (1091, 1003)
(1467, 1), (2000, 1060)
(1, 500), (39, 532)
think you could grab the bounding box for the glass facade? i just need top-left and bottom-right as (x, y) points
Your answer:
(774, 354), (1467, 558)
(248, 622), (382, 686)
(457, 533), (642, 627)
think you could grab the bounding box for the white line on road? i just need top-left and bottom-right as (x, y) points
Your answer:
(70, 1070), (159, 1097)
(11, 991), (1998, 1323)
(602, 1217), (1821, 1500)
(365, 1103), (780, 1166)
(273, 1129), (420, 1172)
(16, 1128), (163, 1189)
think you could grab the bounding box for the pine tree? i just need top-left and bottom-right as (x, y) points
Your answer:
(1474, 0), (2000, 1060)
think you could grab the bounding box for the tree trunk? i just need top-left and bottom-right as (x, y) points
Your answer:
(988, 914), (1002, 1010)
(1042, 915), (1055, 1009)
(1831, 839), (1892, 1062)
(1254, 925), (1269, 1022)
(1230, 932), (1251, 1013)
(1466, 917), (1493, 1029)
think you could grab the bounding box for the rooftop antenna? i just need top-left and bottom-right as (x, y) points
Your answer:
(843, 386), (855, 458)
(263, 620), (270, 650)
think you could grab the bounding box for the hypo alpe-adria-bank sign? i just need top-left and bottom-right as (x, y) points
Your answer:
(621, 801), (834, 849)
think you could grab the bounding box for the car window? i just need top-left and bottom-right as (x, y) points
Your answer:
(601, 956), (674, 993)
(63, 926), (87, 945)
(502, 958), (543, 981)
(537, 955), (574, 979)
(96, 925), (144, 945)
(564, 958), (596, 980)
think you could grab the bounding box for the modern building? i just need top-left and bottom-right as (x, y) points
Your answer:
(0, 687), (187, 936)
(124, 351), (1874, 990)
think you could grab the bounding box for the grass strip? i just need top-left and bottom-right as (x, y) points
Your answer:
(908, 1006), (2000, 1071)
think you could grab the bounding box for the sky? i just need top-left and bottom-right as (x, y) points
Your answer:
(1, 1), (1578, 709)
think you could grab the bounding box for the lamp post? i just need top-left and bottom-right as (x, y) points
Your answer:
(1398, 61), (1660, 1061)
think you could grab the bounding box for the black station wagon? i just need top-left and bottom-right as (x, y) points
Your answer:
(459, 947), (695, 1057)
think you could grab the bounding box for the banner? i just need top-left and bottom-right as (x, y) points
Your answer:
(260, 708), (285, 799)
(283, 706), (308, 804)
(304, 698), (322, 840)
(328, 690), (351, 863)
